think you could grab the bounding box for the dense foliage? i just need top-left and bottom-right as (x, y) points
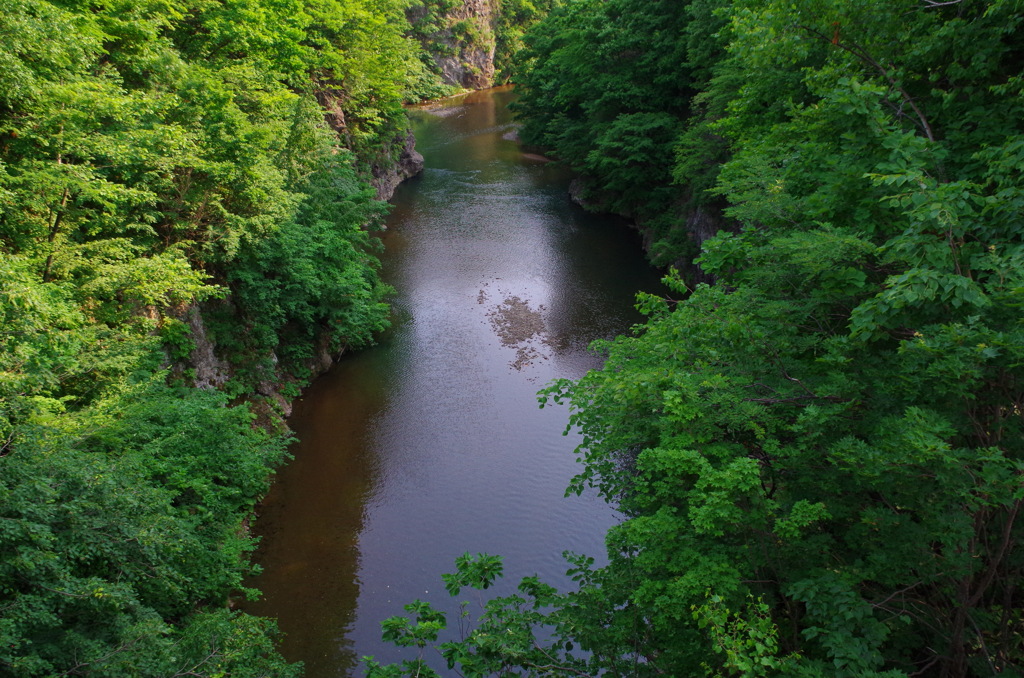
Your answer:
(370, 1), (1024, 677)
(492, 0), (560, 83)
(1, 380), (297, 676)
(1, 0), (558, 671)
(512, 0), (729, 265)
(0, 0), (443, 674)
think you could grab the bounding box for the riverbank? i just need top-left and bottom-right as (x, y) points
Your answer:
(244, 86), (665, 676)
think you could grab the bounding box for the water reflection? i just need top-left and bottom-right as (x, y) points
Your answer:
(246, 87), (665, 676)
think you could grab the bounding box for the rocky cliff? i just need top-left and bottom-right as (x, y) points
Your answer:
(370, 129), (426, 201)
(409, 0), (497, 89)
(316, 89), (425, 200)
(184, 96), (425, 419)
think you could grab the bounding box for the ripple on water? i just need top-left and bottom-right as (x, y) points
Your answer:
(246, 87), (664, 677)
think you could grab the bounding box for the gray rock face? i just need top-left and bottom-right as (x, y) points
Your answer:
(371, 129), (425, 201)
(686, 205), (723, 251)
(187, 306), (230, 390)
(314, 87), (424, 201)
(412, 0), (497, 89)
(184, 303), (341, 419)
(681, 205), (731, 284)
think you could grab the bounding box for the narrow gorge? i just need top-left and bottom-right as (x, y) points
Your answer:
(245, 85), (666, 677)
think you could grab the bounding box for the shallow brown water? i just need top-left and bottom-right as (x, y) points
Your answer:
(245, 87), (665, 676)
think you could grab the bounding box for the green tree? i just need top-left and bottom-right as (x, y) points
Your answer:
(513, 0), (728, 265)
(0, 379), (297, 676)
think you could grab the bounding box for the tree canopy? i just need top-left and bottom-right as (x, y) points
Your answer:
(0, 0), (444, 674)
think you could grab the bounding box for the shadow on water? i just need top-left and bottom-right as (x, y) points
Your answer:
(245, 86), (666, 677)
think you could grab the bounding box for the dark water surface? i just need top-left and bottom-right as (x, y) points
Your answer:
(246, 87), (665, 676)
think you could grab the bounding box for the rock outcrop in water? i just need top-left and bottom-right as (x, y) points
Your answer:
(371, 129), (426, 201)
(317, 89), (425, 200)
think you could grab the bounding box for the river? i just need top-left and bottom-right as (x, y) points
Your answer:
(245, 87), (665, 676)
